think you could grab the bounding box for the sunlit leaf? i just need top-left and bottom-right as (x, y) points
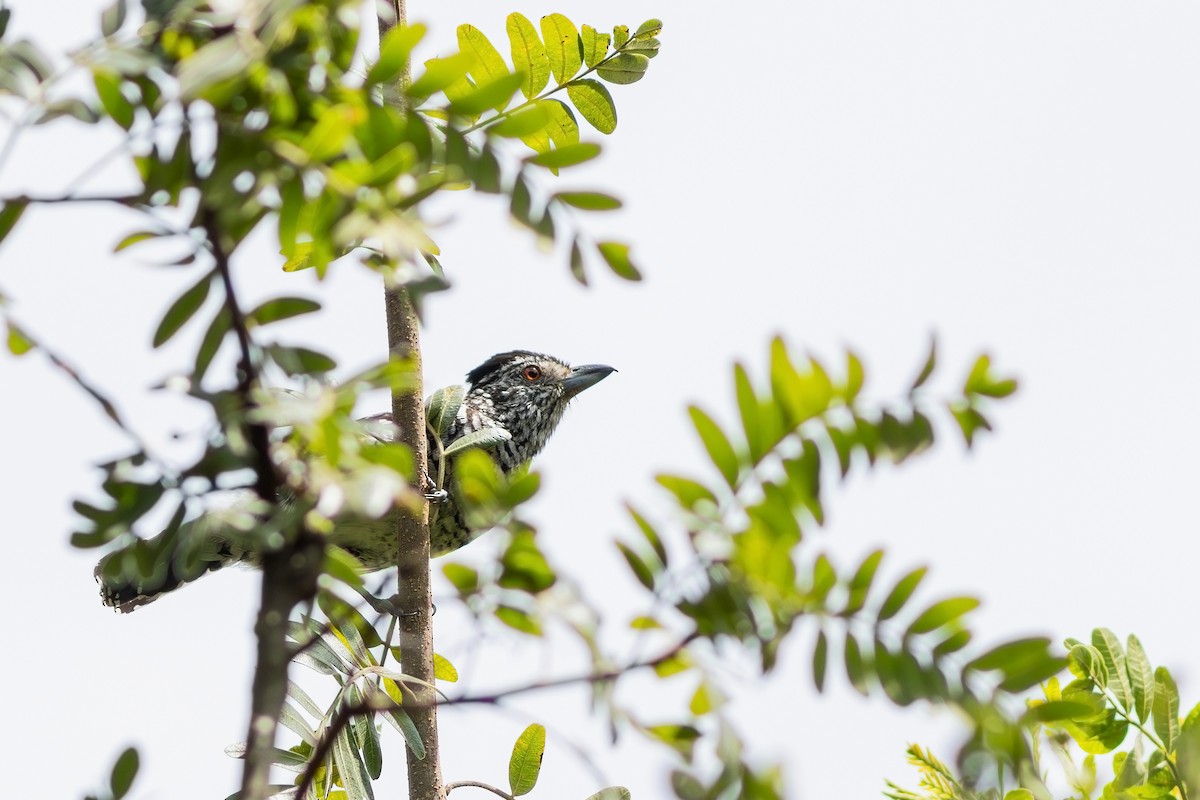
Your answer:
(597, 241), (642, 281)
(508, 723), (547, 797)
(581, 25), (611, 68)
(506, 13), (550, 99)
(596, 53), (649, 85)
(368, 23), (426, 84)
(566, 79), (617, 134)
(540, 13), (582, 85)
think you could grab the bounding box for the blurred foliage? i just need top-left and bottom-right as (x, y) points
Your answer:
(887, 629), (1199, 800)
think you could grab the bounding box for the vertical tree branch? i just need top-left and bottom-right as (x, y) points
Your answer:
(377, 3), (444, 800)
(206, 206), (323, 800)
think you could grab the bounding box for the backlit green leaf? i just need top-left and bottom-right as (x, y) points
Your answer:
(906, 597), (979, 636)
(553, 191), (622, 211)
(506, 13), (550, 99)
(689, 406), (739, 486)
(247, 296), (320, 327)
(153, 273), (212, 348)
(490, 103), (551, 137)
(458, 25), (509, 103)
(540, 13), (582, 85)
(447, 72), (523, 116)
(94, 71), (133, 129)
(1127, 634), (1155, 723)
(509, 723), (547, 797)
(596, 53), (649, 85)
(525, 141), (601, 169)
(1093, 628), (1132, 714)
(433, 653), (459, 683)
(581, 25), (611, 68)
(910, 336), (936, 392)
(368, 23), (426, 84)
(634, 19), (664, 39)
(496, 605), (542, 635)
(566, 79), (617, 133)
(842, 549), (883, 616)
(1153, 666), (1179, 752)
(408, 53), (474, 99)
(597, 241), (642, 280)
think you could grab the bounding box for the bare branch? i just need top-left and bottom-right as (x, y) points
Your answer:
(445, 782), (514, 800)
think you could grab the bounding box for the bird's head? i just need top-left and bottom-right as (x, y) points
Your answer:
(464, 351), (615, 463)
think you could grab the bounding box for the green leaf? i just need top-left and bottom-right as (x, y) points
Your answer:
(447, 72), (524, 116)
(1153, 666), (1179, 752)
(596, 53), (649, 85)
(496, 605), (542, 635)
(842, 549), (883, 616)
(109, 747), (139, 800)
(1126, 634), (1154, 724)
(634, 19), (664, 39)
(688, 406), (739, 486)
(113, 230), (162, 253)
(842, 350), (865, 401)
(583, 788), (630, 800)
(569, 236), (587, 284)
(613, 25), (630, 50)
(812, 629), (828, 691)
(333, 727), (373, 800)
(525, 142), (601, 169)
(844, 633), (869, 695)
(906, 597), (979, 635)
(101, 0), (127, 36)
(94, 71), (134, 129)
(734, 364), (764, 462)
(624, 37), (661, 60)
(490, 103), (552, 138)
(581, 25), (611, 68)
(628, 504), (668, 566)
(509, 723), (547, 797)
(433, 653), (459, 683)
(247, 296), (320, 327)
(265, 344), (337, 376)
(0, 199), (28, 243)
(368, 23), (426, 85)
(441, 426), (511, 457)
(597, 241), (642, 281)
(656, 474), (716, 509)
(442, 562), (479, 594)
(585, 786), (633, 800)
(540, 13), (582, 85)
(552, 191), (622, 211)
(566, 79), (617, 134)
(458, 24), (510, 97)
(617, 541), (655, 590)
(506, 13), (550, 100)
(5, 321), (35, 356)
(1093, 628), (1132, 713)
(951, 404), (991, 447)
(1003, 791), (1035, 800)
(408, 53), (474, 99)
(910, 336), (936, 392)
(193, 308), (230, 380)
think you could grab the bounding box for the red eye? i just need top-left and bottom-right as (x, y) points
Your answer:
(522, 365), (542, 381)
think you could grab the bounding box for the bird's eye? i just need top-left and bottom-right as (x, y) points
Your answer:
(522, 365), (542, 381)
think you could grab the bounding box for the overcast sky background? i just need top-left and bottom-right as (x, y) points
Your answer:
(2, 1), (1198, 798)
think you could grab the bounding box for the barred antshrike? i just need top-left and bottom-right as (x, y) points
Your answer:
(96, 351), (614, 612)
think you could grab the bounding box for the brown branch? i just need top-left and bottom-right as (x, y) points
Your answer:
(445, 782), (514, 800)
(202, 208), (323, 800)
(375, 3), (443, 800)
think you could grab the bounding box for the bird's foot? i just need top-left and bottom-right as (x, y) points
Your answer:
(356, 586), (437, 618)
(420, 468), (448, 503)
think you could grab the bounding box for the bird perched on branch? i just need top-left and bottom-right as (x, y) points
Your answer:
(96, 351), (615, 612)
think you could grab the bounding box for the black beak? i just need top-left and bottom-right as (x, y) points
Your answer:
(561, 363), (616, 399)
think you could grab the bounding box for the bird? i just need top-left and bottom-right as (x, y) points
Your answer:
(95, 351), (615, 612)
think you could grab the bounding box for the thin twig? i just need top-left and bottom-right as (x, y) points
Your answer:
(291, 632), (698, 799)
(445, 782), (514, 800)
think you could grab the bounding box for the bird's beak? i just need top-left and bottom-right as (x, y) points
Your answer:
(562, 363), (616, 399)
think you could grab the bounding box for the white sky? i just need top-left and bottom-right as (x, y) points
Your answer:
(2, 1), (1198, 798)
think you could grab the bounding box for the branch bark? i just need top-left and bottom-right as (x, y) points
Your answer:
(376, 3), (443, 800)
